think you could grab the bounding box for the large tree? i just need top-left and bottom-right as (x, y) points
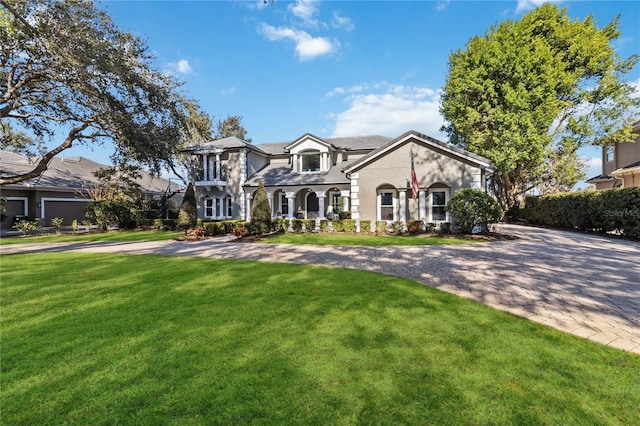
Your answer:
(0, 0), (201, 185)
(440, 4), (639, 208)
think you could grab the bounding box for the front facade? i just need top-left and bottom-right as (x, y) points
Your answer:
(587, 120), (640, 190)
(183, 130), (495, 230)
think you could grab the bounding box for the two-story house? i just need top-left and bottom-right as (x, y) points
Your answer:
(587, 120), (640, 190)
(181, 130), (496, 230)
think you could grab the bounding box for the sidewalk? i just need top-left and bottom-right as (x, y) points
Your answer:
(2, 224), (639, 354)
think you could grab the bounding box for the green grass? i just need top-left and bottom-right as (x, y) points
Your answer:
(2, 253), (638, 425)
(263, 232), (485, 246)
(0, 229), (182, 244)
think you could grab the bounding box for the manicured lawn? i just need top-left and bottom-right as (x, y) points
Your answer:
(2, 253), (638, 424)
(0, 229), (182, 244)
(263, 232), (487, 246)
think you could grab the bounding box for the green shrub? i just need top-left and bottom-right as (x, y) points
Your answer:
(524, 188), (640, 239)
(303, 219), (316, 232)
(85, 199), (136, 230)
(292, 219), (304, 232)
(360, 220), (371, 234)
(338, 211), (351, 220)
(446, 189), (502, 234)
(251, 182), (272, 235)
(71, 219), (80, 233)
(425, 222), (436, 233)
(407, 220), (424, 235)
(375, 221), (387, 234)
(12, 219), (40, 236)
(177, 183), (197, 231)
(342, 219), (356, 233)
(440, 222), (452, 234)
(332, 220), (344, 232)
(392, 221), (404, 234)
(50, 217), (64, 235)
(319, 219), (329, 232)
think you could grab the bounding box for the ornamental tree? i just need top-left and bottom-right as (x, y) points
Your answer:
(440, 4), (639, 208)
(0, 0), (203, 185)
(250, 182), (271, 235)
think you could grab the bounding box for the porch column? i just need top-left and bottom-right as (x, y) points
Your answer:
(341, 190), (350, 212)
(419, 190), (426, 222)
(245, 193), (252, 221)
(215, 153), (221, 181)
(286, 192), (296, 219)
(202, 154), (208, 181)
(399, 189), (407, 230)
(316, 191), (326, 219)
(267, 192), (274, 218)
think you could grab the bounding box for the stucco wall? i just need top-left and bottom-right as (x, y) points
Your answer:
(353, 140), (484, 223)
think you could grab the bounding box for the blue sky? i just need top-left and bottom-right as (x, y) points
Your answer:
(68, 0), (639, 186)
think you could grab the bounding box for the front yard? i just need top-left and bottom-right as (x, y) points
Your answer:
(2, 253), (638, 424)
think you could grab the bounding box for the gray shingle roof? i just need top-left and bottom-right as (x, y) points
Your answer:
(1, 151), (171, 193)
(256, 135), (392, 155)
(245, 161), (355, 187)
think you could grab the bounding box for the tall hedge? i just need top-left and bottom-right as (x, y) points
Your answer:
(523, 187), (640, 239)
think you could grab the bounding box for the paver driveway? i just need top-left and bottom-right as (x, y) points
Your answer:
(2, 224), (639, 354)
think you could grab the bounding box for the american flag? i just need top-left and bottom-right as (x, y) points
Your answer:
(411, 154), (419, 199)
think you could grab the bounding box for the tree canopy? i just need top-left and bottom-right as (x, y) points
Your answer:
(440, 4), (639, 208)
(0, 0), (203, 185)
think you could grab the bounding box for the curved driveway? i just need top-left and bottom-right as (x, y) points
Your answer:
(3, 224), (639, 354)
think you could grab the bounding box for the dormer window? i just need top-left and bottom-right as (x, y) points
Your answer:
(301, 150), (321, 172)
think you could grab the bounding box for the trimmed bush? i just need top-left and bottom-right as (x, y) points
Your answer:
(524, 188), (640, 239)
(332, 220), (344, 232)
(319, 219), (329, 232)
(375, 221), (387, 234)
(303, 219), (316, 232)
(251, 182), (271, 235)
(446, 189), (502, 234)
(425, 223), (436, 233)
(392, 221), (404, 234)
(292, 219), (304, 232)
(338, 211), (352, 220)
(360, 220), (371, 234)
(440, 222), (452, 234)
(178, 183), (197, 231)
(343, 219), (356, 233)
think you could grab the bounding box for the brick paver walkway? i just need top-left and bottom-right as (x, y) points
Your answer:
(2, 224), (639, 354)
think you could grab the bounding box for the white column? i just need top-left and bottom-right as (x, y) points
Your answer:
(316, 191), (326, 219)
(419, 190), (426, 222)
(245, 193), (252, 221)
(321, 152), (328, 171)
(399, 190), (407, 229)
(292, 154), (299, 172)
(286, 192), (296, 219)
(267, 192), (274, 218)
(202, 154), (208, 181)
(216, 153), (221, 181)
(341, 189), (351, 213)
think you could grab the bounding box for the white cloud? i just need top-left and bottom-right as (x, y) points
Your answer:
(259, 23), (337, 61)
(167, 59), (193, 74)
(329, 84), (445, 138)
(288, 0), (319, 21)
(436, 1), (450, 12)
(332, 11), (354, 31)
(516, 0), (560, 13)
(221, 86), (236, 96)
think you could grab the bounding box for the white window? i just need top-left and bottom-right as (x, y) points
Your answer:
(204, 198), (214, 218)
(331, 193), (342, 214)
(429, 189), (449, 222)
(378, 191), (395, 221)
(301, 151), (321, 172)
(280, 194), (289, 216)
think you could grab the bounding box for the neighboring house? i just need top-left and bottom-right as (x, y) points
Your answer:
(1, 152), (175, 227)
(586, 120), (640, 190)
(182, 130), (495, 230)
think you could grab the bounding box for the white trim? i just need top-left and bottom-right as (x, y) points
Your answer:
(40, 197), (92, 219)
(427, 188), (449, 223)
(7, 197), (28, 216)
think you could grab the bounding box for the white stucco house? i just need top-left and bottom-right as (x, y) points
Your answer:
(181, 130), (496, 230)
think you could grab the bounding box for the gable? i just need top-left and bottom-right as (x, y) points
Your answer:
(343, 130), (494, 174)
(285, 133), (334, 154)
